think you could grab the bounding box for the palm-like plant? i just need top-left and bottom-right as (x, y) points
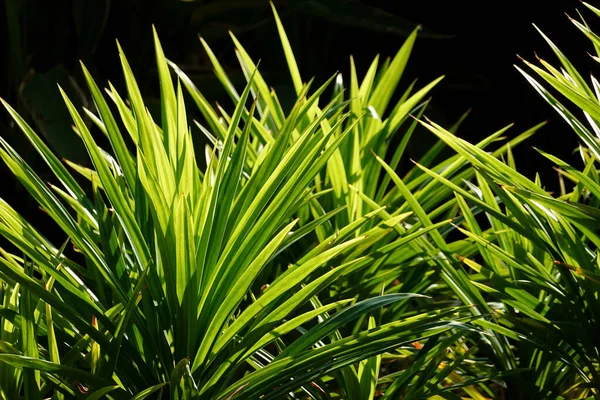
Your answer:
(407, 3), (600, 398)
(0, 5), (504, 400)
(165, 5), (546, 398)
(1, 2), (573, 399)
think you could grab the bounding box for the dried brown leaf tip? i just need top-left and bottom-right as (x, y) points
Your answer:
(411, 341), (424, 350)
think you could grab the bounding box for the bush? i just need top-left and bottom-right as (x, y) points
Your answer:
(415, 2), (600, 398)
(3, 2), (599, 400)
(0, 5), (505, 399)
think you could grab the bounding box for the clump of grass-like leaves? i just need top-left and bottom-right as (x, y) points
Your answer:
(0, 3), (572, 399)
(410, 3), (600, 398)
(0, 5), (507, 399)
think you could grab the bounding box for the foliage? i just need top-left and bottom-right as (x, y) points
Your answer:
(407, 2), (600, 398)
(4, 1), (600, 399)
(0, 4), (503, 399)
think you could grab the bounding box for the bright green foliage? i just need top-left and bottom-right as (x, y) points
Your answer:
(4, 2), (598, 399)
(403, 4), (600, 398)
(0, 5), (510, 400)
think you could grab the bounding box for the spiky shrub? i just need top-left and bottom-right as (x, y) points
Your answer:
(401, 3), (600, 399)
(0, 4), (548, 400)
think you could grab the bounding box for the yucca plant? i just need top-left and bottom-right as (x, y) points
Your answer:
(400, 3), (600, 398)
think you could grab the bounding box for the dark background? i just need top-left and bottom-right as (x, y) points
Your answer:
(0, 0), (593, 215)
